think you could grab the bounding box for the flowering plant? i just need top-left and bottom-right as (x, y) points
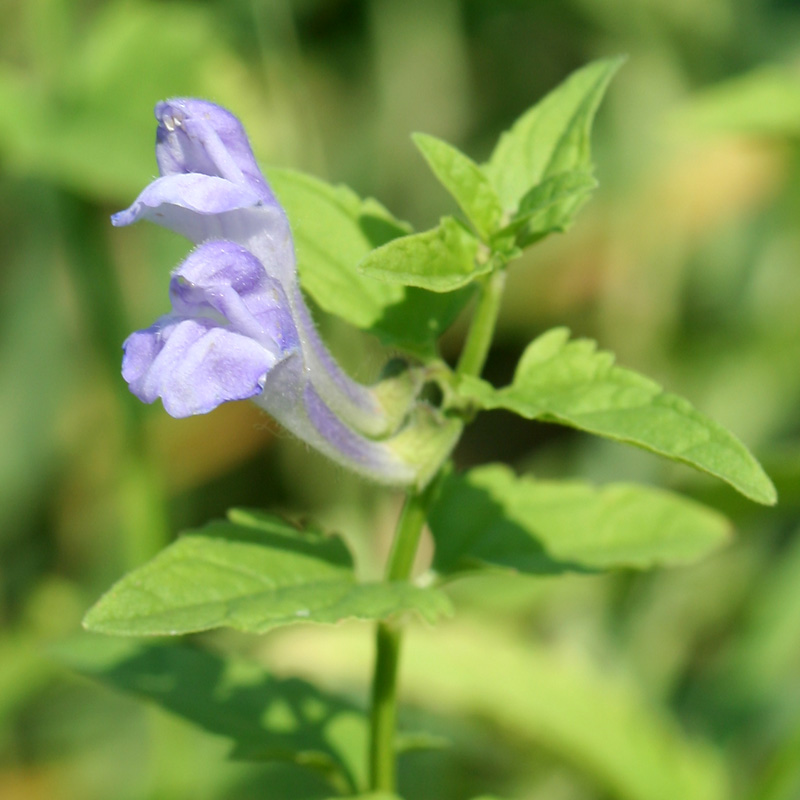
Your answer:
(80, 60), (775, 798)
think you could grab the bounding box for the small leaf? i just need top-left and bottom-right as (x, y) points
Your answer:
(358, 217), (485, 292)
(412, 132), (504, 241)
(492, 169), (598, 248)
(428, 465), (731, 576)
(83, 512), (452, 636)
(56, 637), (365, 793)
(269, 168), (473, 356)
(458, 328), (776, 505)
(485, 56), (625, 210)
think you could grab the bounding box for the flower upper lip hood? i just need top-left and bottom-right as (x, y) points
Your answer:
(113, 97), (405, 439)
(154, 99), (278, 207)
(113, 98), (458, 487)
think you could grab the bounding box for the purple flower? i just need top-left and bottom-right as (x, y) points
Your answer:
(113, 98), (454, 486)
(122, 240), (298, 417)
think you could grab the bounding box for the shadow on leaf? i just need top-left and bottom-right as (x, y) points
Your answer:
(55, 636), (365, 794)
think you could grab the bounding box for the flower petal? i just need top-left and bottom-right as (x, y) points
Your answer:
(111, 173), (261, 228)
(123, 317), (277, 418)
(155, 98), (276, 206)
(169, 241), (299, 354)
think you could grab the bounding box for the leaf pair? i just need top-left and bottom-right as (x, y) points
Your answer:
(81, 457), (742, 645)
(359, 57), (625, 292)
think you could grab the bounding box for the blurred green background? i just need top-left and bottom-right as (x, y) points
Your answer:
(1, 1), (799, 798)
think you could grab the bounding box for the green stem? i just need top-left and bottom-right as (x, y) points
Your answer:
(369, 622), (402, 792)
(367, 268), (508, 793)
(368, 487), (431, 792)
(456, 268), (507, 378)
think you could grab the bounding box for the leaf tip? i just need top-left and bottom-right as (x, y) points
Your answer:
(752, 475), (778, 506)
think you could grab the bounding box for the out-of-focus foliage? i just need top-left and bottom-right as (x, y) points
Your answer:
(1, 0), (798, 799)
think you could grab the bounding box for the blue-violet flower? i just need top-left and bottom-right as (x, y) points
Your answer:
(114, 98), (455, 486)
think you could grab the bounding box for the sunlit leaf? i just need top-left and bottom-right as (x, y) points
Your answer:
(493, 169), (597, 248)
(429, 465), (730, 576)
(357, 217), (485, 292)
(485, 56), (624, 211)
(412, 133), (504, 241)
(458, 328), (776, 505)
(83, 510), (452, 636)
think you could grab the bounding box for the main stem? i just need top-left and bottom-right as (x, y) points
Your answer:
(367, 267), (506, 794)
(368, 489), (429, 792)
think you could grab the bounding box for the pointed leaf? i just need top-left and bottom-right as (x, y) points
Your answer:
(56, 637), (365, 793)
(485, 56), (624, 210)
(412, 132), (504, 241)
(457, 328), (776, 505)
(269, 168), (472, 356)
(83, 511), (452, 636)
(357, 217), (485, 292)
(429, 465), (731, 576)
(493, 169), (597, 248)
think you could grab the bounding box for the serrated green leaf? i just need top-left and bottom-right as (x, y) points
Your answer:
(268, 168), (473, 356)
(55, 637), (364, 793)
(429, 464), (730, 576)
(83, 512), (453, 636)
(485, 56), (625, 211)
(457, 328), (776, 505)
(412, 132), (504, 241)
(357, 217), (485, 292)
(493, 169), (597, 248)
